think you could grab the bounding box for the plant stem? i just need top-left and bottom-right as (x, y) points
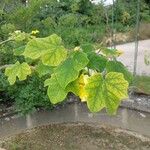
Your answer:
(0, 39), (12, 45)
(0, 64), (12, 70)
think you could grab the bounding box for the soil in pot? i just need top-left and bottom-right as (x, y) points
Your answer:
(1, 123), (150, 150)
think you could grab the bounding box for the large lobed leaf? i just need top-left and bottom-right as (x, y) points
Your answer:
(87, 52), (107, 72)
(44, 51), (89, 104)
(54, 51), (89, 89)
(13, 45), (26, 56)
(101, 48), (123, 58)
(81, 44), (107, 72)
(23, 34), (67, 66)
(36, 61), (54, 77)
(81, 43), (94, 54)
(85, 72), (128, 114)
(44, 74), (67, 104)
(5, 61), (31, 85)
(106, 60), (133, 83)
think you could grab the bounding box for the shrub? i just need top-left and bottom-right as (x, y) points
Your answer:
(89, 4), (105, 25)
(58, 13), (79, 27)
(79, 15), (90, 26)
(121, 11), (131, 25)
(115, 22), (130, 32)
(0, 23), (16, 39)
(12, 74), (53, 115)
(42, 17), (57, 29)
(0, 71), (13, 104)
(0, 72), (53, 115)
(0, 42), (17, 65)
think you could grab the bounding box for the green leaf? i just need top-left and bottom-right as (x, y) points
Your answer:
(54, 51), (89, 89)
(5, 61), (31, 85)
(85, 72), (128, 114)
(10, 30), (26, 42)
(87, 52), (107, 72)
(36, 62), (54, 77)
(44, 74), (67, 104)
(101, 48), (123, 57)
(13, 45), (25, 56)
(106, 61), (133, 83)
(81, 43), (94, 53)
(23, 34), (67, 66)
(73, 51), (89, 70)
(44, 51), (89, 104)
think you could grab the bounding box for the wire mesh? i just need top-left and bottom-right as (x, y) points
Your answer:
(111, 0), (150, 95)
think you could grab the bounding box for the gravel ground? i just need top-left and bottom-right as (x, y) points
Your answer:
(117, 39), (150, 75)
(116, 40), (150, 111)
(1, 123), (150, 150)
(121, 94), (150, 113)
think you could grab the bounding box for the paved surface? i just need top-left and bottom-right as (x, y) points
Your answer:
(0, 103), (150, 139)
(117, 39), (150, 75)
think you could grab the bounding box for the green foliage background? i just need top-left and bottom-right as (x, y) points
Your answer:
(0, 0), (149, 114)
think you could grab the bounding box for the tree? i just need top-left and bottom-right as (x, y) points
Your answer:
(144, 0), (150, 15)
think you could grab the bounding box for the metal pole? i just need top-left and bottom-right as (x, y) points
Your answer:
(133, 0), (140, 76)
(26, 0), (28, 7)
(111, 0), (116, 49)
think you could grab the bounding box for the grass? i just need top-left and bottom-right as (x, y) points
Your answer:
(131, 75), (150, 95)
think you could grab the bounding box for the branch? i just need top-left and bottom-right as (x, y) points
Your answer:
(0, 39), (12, 45)
(0, 64), (12, 70)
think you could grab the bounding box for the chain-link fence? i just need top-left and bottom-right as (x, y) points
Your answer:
(101, 0), (148, 95)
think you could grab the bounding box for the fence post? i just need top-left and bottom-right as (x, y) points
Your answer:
(133, 0), (140, 76)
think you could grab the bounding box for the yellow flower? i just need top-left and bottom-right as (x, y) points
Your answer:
(78, 74), (89, 102)
(31, 30), (39, 35)
(74, 46), (80, 51)
(14, 30), (21, 34)
(116, 50), (124, 56)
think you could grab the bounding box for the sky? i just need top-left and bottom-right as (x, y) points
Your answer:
(92, 0), (114, 5)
